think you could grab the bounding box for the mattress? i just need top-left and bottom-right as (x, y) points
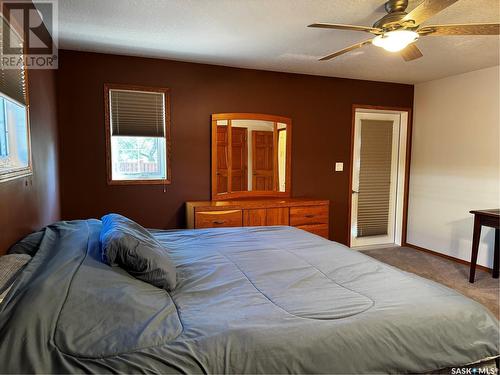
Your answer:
(0, 220), (498, 373)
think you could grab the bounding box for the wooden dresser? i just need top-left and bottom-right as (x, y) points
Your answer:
(186, 198), (330, 239)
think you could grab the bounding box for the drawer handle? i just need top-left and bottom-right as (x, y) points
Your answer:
(212, 220), (227, 225)
(305, 214), (315, 218)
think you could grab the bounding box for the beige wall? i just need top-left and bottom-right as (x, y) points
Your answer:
(408, 66), (500, 267)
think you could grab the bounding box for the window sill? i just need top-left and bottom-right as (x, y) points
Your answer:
(0, 168), (32, 183)
(107, 179), (171, 186)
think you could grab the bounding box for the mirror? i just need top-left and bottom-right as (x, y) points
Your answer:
(211, 113), (292, 200)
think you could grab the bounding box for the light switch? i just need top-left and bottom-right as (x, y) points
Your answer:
(335, 162), (344, 172)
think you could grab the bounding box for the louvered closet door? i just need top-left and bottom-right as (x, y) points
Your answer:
(351, 112), (401, 247)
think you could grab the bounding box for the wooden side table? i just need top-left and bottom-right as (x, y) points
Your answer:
(469, 209), (499, 283)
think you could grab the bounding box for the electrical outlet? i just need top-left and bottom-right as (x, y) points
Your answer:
(335, 162), (344, 172)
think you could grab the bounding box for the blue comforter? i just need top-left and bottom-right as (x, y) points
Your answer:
(0, 220), (498, 373)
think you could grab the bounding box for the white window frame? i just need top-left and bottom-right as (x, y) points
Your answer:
(0, 91), (32, 183)
(104, 84), (171, 186)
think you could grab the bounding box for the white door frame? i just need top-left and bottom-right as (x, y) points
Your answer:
(349, 107), (409, 248)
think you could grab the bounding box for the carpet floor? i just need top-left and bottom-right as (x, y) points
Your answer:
(362, 246), (499, 319)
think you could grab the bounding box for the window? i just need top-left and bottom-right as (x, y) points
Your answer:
(104, 84), (171, 185)
(0, 18), (31, 183)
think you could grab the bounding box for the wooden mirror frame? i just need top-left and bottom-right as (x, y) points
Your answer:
(211, 113), (292, 200)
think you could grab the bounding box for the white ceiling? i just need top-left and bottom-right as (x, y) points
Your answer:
(56, 0), (500, 84)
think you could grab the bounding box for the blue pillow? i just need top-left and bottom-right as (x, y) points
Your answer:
(100, 214), (176, 291)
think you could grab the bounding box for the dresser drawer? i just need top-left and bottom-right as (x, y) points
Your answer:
(195, 210), (242, 229)
(296, 224), (329, 239)
(186, 199), (330, 230)
(290, 205), (329, 226)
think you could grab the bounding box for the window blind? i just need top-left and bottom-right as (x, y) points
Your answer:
(357, 120), (393, 238)
(0, 19), (27, 105)
(110, 89), (165, 137)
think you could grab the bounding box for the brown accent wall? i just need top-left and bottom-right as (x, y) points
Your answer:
(0, 68), (60, 254)
(57, 50), (413, 245)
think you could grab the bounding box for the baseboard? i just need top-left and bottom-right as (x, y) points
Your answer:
(403, 242), (493, 272)
(352, 243), (399, 251)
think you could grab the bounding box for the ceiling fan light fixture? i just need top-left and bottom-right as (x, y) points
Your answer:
(372, 30), (419, 52)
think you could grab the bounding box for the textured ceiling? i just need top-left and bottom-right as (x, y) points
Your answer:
(56, 0), (500, 84)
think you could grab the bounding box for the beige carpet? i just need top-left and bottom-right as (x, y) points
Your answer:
(362, 246), (500, 319)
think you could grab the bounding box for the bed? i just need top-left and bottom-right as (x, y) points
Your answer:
(0, 219), (498, 373)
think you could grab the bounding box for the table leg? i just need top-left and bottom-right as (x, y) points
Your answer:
(469, 216), (481, 283)
(493, 228), (499, 279)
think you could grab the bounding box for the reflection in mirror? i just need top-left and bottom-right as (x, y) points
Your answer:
(212, 114), (291, 199)
(277, 123), (287, 192)
(216, 120), (228, 194)
(233, 120), (275, 192)
(230, 121), (248, 192)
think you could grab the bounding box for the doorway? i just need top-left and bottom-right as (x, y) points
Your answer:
(252, 130), (274, 191)
(216, 125), (248, 193)
(349, 107), (410, 248)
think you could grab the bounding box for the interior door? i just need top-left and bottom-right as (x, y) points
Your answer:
(252, 130), (274, 190)
(231, 127), (248, 191)
(216, 125), (228, 194)
(351, 112), (401, 247)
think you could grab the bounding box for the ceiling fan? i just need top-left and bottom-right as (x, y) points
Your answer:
(308, 0), (500, 61)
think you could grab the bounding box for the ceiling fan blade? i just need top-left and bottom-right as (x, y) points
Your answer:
(319, 39), (373, 61)
(402, 0), (459, 26)
(308, 23), (380, 34)
(419, 23), (500, 36)
(400, 44), (423, 61)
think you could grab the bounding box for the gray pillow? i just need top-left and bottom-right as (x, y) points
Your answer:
(9, 230), (45, 256)
(0, 254), (31, 303)
(100, 214), (176, 291)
